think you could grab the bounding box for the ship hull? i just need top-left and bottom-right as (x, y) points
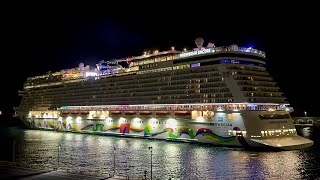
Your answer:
(17, 110), (313, 150)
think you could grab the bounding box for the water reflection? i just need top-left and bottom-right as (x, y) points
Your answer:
(1, 127), (319, 179)
(301, 127), (311, 137)
(162, 143), (181, 178)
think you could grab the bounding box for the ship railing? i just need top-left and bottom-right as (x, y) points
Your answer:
(61, 104), (290, 112)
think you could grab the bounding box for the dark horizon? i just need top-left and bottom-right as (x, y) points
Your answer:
(2, 9), (319, 117)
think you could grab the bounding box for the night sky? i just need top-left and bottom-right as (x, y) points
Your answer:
(2, 5), (319, 117)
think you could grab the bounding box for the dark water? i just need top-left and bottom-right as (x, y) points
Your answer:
(0, 125), (319, 180)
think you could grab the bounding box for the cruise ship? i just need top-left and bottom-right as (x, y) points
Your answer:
(17, 38), (313, 150)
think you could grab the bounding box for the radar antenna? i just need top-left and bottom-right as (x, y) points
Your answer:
(195, 37), (204, 49)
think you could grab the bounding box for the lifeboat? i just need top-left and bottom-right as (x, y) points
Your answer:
(156, 111), (169, 116)
(71, 111), (78, 114)
(110, 111), (122, 115)
(139, 111), (152, 115)
(80, 111), (89, 114)
(174, 111), (191, 116)
(61, 111), (69, 114)
(125, 111), (136, 115)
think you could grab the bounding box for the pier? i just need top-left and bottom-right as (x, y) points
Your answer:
(293, 117), (320, 127)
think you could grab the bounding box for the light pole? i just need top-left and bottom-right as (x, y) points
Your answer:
(57, 144), (61, 170)
(113, 142), (116, 177)
(304, 111), (307, 117)
(148, 146), (153, 180)
(12, 140), (16, 164)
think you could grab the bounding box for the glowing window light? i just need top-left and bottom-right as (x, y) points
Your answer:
(133, 117), (142, 126)
(119, 117), (126, 123)
(106, 117), (112, 121)
(150, 118), (157, 124)
(242, 131), (247, 137)
(66, 116), (72, 124)
(84, 71), (98, 78)
(106, 117), (113, 125)
(196, 116), (204, 122)
(166, 118), (177, 127)
(48, 113), (53, 118)
(100, 114), (106, 119)
(58, 117), (62, 122)
(133, 117), (141, 123)
(76, 117), (82, 124)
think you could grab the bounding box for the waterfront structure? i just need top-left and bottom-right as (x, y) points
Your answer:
(293, 117), (320, 127)
(17, 38), (313, 150)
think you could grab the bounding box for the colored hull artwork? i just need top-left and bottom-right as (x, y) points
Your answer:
(30, 119), (245, 145)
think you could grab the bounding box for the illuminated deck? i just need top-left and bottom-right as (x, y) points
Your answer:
(59, 103), (291, 112)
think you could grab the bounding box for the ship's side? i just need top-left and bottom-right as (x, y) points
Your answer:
(17, 42), (313, 150)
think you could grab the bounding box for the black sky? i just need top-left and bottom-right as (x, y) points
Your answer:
(2, 4), (319, 116)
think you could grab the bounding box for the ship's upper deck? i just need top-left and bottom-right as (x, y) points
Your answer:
(19, 38), (290, 111)
(24, 44), (265, 89)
